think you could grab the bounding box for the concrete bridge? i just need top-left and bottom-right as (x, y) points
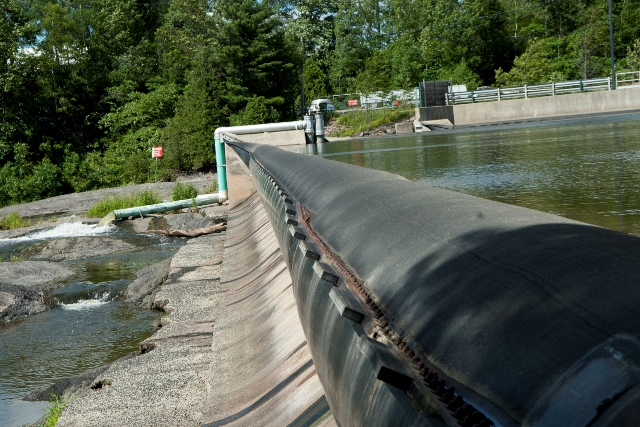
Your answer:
(209, 128), (640, 427)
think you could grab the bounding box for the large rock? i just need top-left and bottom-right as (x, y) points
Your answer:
(118, 212), (219, 234)
(24, 354), (137, 403)
(0, 261), (74, 287)
(124, 258), (172, 307)
(21, 236), (135, 261)
(0, 283), (48, 323)
(395, 121), (414, 134)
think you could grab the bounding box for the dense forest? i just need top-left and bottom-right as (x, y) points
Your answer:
(2, 0), (640, 207)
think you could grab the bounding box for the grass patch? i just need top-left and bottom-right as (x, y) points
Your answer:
(10, 254), (25, 262)
(202, 180), (218, 194)
(0, 212), (29, 230)
(171, 182), (199, 201)
(41, 395), (65, 427)
(87, 190), (162, 218)
(329, 108), (414, 137)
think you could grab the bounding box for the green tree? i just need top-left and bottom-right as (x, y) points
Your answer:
(420, 0), (512, 85)
(229, 96), (282, 126)
(566, 3), (608, 79)
(620, 39), (640, 72)
(155, 0), (211, 86)
(212, 0), (300, 119)
(304, 58), (329, 103)
(439, 60), (482, 90)
(0, 0), (38, 164)
(495, 37), (571, 86)
(161, 50), (221, 173)
(328, 0), (391, 92)
(99, 84), (180, 182)
(285, 0), (337, 65)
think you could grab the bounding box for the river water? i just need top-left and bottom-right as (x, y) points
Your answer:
(322, 112), (640, 236)
(0, 224), (185, 427)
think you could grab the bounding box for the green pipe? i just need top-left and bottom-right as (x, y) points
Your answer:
(215, 138), (228, 199)
(97, 194), (221, 226)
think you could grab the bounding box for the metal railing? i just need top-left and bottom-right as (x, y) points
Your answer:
(331, 89), (419, 111)
(616, 71), (640, 87)
(446, 77), (611, 105)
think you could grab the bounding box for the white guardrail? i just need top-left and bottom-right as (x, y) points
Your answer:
(446, 77), (612, 105)
(617, 71), (640, 87)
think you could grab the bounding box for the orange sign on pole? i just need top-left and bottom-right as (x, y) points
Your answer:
(152, 146), (163, 158)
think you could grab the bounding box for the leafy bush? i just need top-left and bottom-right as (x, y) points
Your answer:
(0, 158), (63, 208)
(0, 212), (28, 230)
(87, 190), (162, 217)
(171, 182), (198, 201)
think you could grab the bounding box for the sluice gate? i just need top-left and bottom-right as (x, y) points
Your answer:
(224, 137), (640, 427)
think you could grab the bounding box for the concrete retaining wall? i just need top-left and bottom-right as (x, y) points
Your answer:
(416, 87), (640, 125)
(236, 129), (305, 146)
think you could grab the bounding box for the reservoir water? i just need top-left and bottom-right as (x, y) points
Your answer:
(322, 112), (640, 236)
(0, 224), (185, 427)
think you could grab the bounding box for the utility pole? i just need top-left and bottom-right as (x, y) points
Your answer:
(300, 37), (306, 117)
(609, 0), (616, 89)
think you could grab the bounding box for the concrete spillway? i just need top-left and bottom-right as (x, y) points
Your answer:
(225, 138), (640, 427)
(203, 193), (335, 427)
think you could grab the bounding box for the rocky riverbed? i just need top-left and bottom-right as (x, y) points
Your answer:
(0, 210), (225, 325)
(0, 179), (227, 427)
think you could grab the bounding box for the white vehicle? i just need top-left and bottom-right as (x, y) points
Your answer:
(309, 99), (336, 113)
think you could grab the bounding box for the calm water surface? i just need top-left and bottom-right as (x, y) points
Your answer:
(322, 113), (640, 236)
(0, 227), (184, 427)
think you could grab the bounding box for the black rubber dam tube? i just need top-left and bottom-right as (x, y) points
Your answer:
(226, 139), (640, 427)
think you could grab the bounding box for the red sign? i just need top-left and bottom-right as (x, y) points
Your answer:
(347, 99), (358, 106)
(152, 146), (163, 158)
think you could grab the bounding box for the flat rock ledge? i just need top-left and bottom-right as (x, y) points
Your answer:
(117, 211), (225, 234)
(0, 261), (75, 287)
(56, 232), (225, 427)
(20, 236), (135, 261)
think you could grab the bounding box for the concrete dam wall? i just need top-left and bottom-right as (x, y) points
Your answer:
(417, 86), (640, 126)
(222, 137), (640, 427)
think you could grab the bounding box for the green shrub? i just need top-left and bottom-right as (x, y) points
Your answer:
(87, 190), (162, 217)
(171, 182), (199, 201)
(0, 212), (28, 230)
(41, 395), (65, 427)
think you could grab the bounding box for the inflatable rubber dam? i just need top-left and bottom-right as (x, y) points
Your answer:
(214, 133), (640, 427)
